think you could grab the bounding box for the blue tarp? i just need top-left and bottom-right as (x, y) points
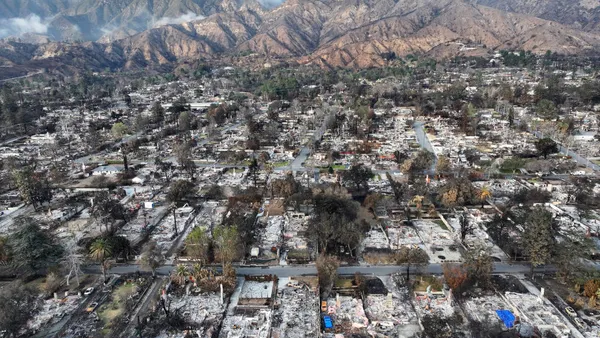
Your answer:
(495, 310), (515, 328)
(323, 316), (333, 329)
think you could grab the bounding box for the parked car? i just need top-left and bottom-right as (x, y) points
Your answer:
(86, 302), (99, 312)
(565, 307), (577, 317)
(84, 287), (95, 296)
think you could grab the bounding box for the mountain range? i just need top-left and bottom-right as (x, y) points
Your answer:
(0, 0), (599, 75)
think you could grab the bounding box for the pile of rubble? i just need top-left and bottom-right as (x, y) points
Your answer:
(325, 295), (369, 334)
(169, 291), (226, 337)
(271, 278), (319, 338)
(28, 295), (81, 332)
(387, 226), (422, 250)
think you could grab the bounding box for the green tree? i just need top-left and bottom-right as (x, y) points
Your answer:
(342, 164), (374, 191)
(535, 137), (558, 159)
(316, 254), (339, 298)
(185, 227), (211, 263)
(138, 240), (163, 278)
(410, 150), (436, 174)
(178, 111), (191, 132)
(111, 122), (128, 139)
(89, 238), (113, 281)
(437, 177), (477, 208)
(486, 213), (514, 250)
(0, 281), (40, 338)
(514, 188), (552, 205)
(536, 99), (558, 120)
(464, 248), (493, 287)
(213, 225), (240, 267)
(552, 239), (582, 283)
(9, 217), (63, 276)
(12, 166), (52, 211)
(460, 102), (478, 135)
(151, 101), (165, 124)
(90, 192), (126, 233)
(166, 180), (195, 206)
(171, 264), (189, 285)
(166, 180), (195, 237)
(85, 125), (103, 152)
(168, 96), (190, 115)
(308, 194), (365, 255)
(522, 207), (554, 276)
(105, 235), (131, 261)
(248, 157), (259, 187)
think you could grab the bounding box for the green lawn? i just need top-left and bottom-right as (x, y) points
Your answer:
(319, 165), (346, 171)
(96, 283), (136, 332)
(273, 161), (290, 167)
(334, 278), (354, 288)
(413, 276), (443, 292)
(114, 283), (136, 302)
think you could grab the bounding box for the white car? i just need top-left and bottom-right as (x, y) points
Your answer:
(574, 317), (586, 329)
(84, 287), (95, 296)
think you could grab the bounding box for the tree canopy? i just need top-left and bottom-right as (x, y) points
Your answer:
(9, 217), (63, 275)
(342, 164), (374, 191)
(535, 137), (559, 159)
(185, 227), (211, 263)
(166, 180), (196, 206)
(308, 194), (367, 255)
(0, 281), (40, 337)
(522, 207), (555, 274)
(12, 166), (52, 211)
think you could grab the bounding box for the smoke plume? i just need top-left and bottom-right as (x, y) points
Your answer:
(0, 15), (50, 38)
(153, 12), (206, 27)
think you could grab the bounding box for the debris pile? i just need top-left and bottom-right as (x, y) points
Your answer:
(272, 278), (319, 338)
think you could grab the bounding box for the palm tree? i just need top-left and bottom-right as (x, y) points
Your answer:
(478, 186), (492, 208)
(89, 238), (112, 281)
(172, 264), (189, 285)
(191, 263), (211, 284)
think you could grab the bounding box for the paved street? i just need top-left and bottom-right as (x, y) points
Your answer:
(84, 262), (549, 278)
(414, 121), (437, 173)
